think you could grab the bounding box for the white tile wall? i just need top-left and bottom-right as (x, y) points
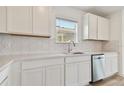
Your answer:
(0, 34), (102, 55)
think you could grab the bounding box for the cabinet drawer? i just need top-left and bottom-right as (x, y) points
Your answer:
(22, 58), (64, 70)
(65, 56), (91, 63)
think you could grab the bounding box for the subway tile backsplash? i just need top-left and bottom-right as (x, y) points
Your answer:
(0, 34), (102, 55)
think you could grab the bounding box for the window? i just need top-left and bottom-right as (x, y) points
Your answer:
(56, 18), (78, 43)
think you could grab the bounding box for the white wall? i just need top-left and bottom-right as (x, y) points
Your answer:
(0, 7), (102, 55)
(102, 11), (121, 52)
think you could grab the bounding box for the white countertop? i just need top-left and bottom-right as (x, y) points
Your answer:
(0, 51), (118, 71)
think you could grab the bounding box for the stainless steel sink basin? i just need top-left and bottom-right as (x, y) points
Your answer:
(72, 52), (84, 54)
(64, 52), (84, 55)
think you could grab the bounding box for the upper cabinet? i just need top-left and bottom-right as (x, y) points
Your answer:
(83, 13), (97, 40)
(7, 7), (33, 34)
(0, 7), (6, 33)
(98, 16), (109, 40)
(6, 6), (50, 37)
(83, 13), (109, 41)
(0, 7), (109, 39)
(33, 6), (50, 36)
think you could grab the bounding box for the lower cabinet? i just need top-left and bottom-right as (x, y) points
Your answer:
(105, 58), (112, 77)
(78, 62), (91, 85)
(8, 53), (118, 86)
(21, 58), (64, 86)
(8, 62), (21, 86)
(65, 62), (91, 86)
(9, 55), (91, 86)
(22, 65), (64, 86)
(21, 67), (44, 86)
(65, 56), (91, 86)
(65, 63), (78, 85)
(105, 53), (118, 78)
(45, 65), (64, 86)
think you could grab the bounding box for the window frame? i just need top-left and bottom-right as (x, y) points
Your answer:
(55, 17), (79, 44)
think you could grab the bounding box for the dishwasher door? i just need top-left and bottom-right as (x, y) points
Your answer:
(91, 54), (105, 82)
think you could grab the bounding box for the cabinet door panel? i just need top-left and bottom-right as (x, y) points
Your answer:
(65, 63), (78, 86)
(66, 61), (91, 86)
(33, 6), (50, 36)
(7, 6), (32, 34)
(45, 65), (64, 86)
(98, 16), (109, 40)
(21, 67), (43, 86)
(8, 62), (21, 86)
(88, 13), (97, 39)
(0, 7), (6, 33)
(105, 57), (112, 78)
(105, 54), (118, 78)
(111, 56), (118, 74)
(78, 62), (91, 85)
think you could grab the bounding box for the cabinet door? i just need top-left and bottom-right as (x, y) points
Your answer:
(98, 16), (109, 40)
(88, 13), (98, 39)
(45, 65), (64, 86)
(105, 57), (112, 78)
(7, 6), (32, 34)
(65, 63), (78, 86)
(8, 62), (21, 86)
(111, 56), (118, 74)
(33, 6), (50, 36)
(0, 7), (6, 33)
(78, 62), (91, 85)
(105, 55), (118, 78)
(65, 62), (91, 86)
(21, 67), (43, 86)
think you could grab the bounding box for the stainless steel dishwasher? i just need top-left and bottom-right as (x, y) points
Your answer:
(91, 54), (105, 82)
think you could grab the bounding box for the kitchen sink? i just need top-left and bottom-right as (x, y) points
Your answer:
(72, 52), (84, 54)
(64, 52), (84, 55)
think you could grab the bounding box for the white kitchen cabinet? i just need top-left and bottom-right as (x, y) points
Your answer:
(78, 62), (91, 85)
(21, 58), (64, 86)
(105, 53), (118, 78)
(33, 6), (50, 36)
(111, 56), (118, 74)
(98, 16), (109, 40)
(22, 65), (64, 86)
(21, 67), (44, 86)
(65, 56), (91, 86)
(65, 61), (91, 86)
(45, 65), (64, 86)
(105, 58), (112, 77)
(7, 6), (32, 34)
(83, 13), (109, 40)
(8, 62), (21, 86)
(65, 63), (78, 85)
(9, 55), (92, 86)
(83, 13), (98, 40)
(0, 7), (6, 33)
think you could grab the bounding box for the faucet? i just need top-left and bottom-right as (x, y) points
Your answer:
(67, 40), (76, 53)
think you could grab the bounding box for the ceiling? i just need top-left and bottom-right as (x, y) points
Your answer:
(74, 6), (124, 16)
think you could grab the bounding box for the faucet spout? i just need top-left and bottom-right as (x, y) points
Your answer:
(67, 40), (76, 53)
(71, 40), (76, 47)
